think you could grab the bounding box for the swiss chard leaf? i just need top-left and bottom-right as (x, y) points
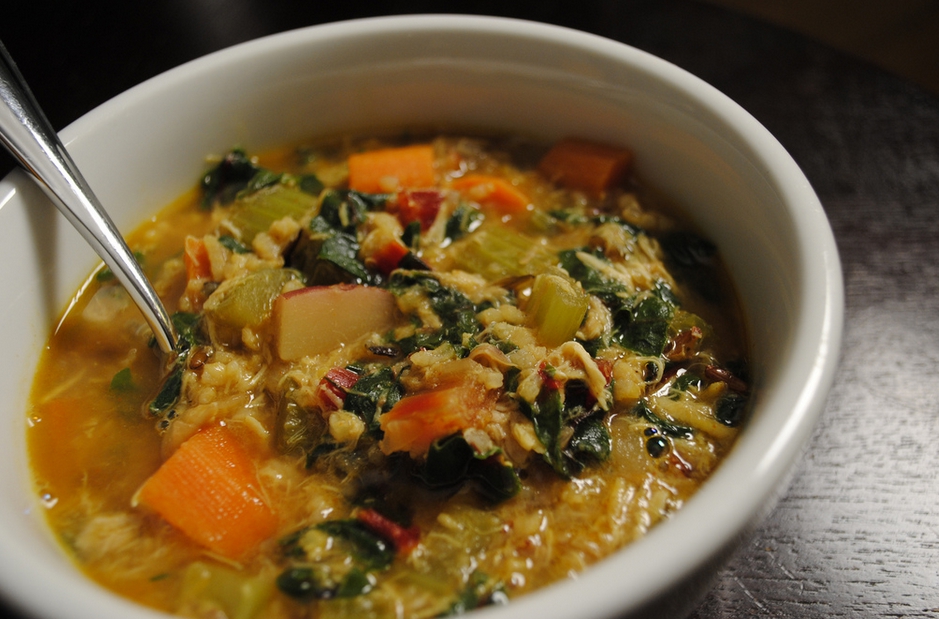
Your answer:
(276, 519), (394, 601)
(716, 392), (748, 427)
(317, 520), (395, 571)
(109, 368), (135, 393)
(201, 149), (260, 208)
(388, 272), (481, 356)
(441, 571), (509, 616)
(315, 190), (390, 234)
(418, 434), (520, 503)
(298, 173), (325, 196)
(614, 294), (675, 356)
(218, 234), (251, 254)
(659, 231), (722, 303)
(147, 363), (183, 419)
(568, 414), (612, 464)
(288, 230), (375, 286)
(558, 248), (628, 307)
(634, 400), (695, 439)
(343, 366), (402, 431)
(444, 204), (483, 242)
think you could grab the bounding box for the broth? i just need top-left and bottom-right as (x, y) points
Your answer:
(28, 134), (749, 618)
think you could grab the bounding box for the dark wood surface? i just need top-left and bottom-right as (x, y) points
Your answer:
(3, 1), (938, 617)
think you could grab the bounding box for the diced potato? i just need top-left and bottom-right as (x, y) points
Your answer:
(274, 284), (402, 361)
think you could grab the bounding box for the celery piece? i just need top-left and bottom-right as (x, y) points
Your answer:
(525, 273), (589, 347)
(204, 268), (302, 336)
(450, 226), (553, 280)
(226, 184), (319, 242)
(181, 561), (274, 619)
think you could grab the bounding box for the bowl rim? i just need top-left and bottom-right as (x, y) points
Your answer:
(0, 13), (844, 619)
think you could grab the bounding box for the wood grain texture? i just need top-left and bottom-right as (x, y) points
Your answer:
(2, 1), (938, 617)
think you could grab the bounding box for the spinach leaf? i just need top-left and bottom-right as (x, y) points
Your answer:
(146, 312), (206, 422)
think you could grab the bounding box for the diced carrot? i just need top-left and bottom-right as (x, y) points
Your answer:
(379, 385), (477, 458)
(397, 189), (443, 230)
(450, 175), (530, 216)
(538, 138), (633, 193)
(135, 425), (277, 559)
(183, 235), (212, 281)
(357, 508), (420, 555)
(348, 144), (435, 193)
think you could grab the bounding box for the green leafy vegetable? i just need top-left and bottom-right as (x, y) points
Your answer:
(444, 204), (483, 242)
(715, 392), (748, 427)
(634, 400), (694, 439)
(277, 520), (394, 600)
(388, 272), (481, 356)
(615, 294), (675, 356)
(201, 149), (260, 208)
(441, 571), (509, 616)
(418, 434), (521, 503)
(109, 368), (135, 393)
(343, 366), (403, 431)
(218, 235), (251, 254)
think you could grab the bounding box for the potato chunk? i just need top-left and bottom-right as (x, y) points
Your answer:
(274, 284), (402, 361)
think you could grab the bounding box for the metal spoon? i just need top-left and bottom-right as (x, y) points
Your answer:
(0, 41), (177, 353)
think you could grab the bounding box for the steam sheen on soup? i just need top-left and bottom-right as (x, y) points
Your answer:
(28, 134), (749, 619)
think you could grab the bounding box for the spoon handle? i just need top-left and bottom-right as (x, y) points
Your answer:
(0, 41), (177, 353)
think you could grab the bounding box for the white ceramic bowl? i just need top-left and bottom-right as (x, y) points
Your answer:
(0, 14), (842, 619)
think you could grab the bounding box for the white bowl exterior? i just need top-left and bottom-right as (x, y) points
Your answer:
(0, 15), (842, 619)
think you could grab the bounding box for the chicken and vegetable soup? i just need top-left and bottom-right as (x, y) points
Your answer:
(28, 134), (749, 619)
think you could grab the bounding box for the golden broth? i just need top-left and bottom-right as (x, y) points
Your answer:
(28, 134), (749, 619)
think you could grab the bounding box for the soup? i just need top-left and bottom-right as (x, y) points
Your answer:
(28, 134), (749, 618)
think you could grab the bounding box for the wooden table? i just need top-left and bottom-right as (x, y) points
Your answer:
(3, 1), (938, 617)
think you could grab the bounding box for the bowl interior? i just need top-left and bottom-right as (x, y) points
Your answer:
(0, 15), (841, 619)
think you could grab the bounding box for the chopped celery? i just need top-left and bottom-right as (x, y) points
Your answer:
(525, 273), (589, 347)
(180, 561), (274, 619)
(450, 225), (553, 280)
(226, 184), (319, 243)
(204, 269), (302, 341)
